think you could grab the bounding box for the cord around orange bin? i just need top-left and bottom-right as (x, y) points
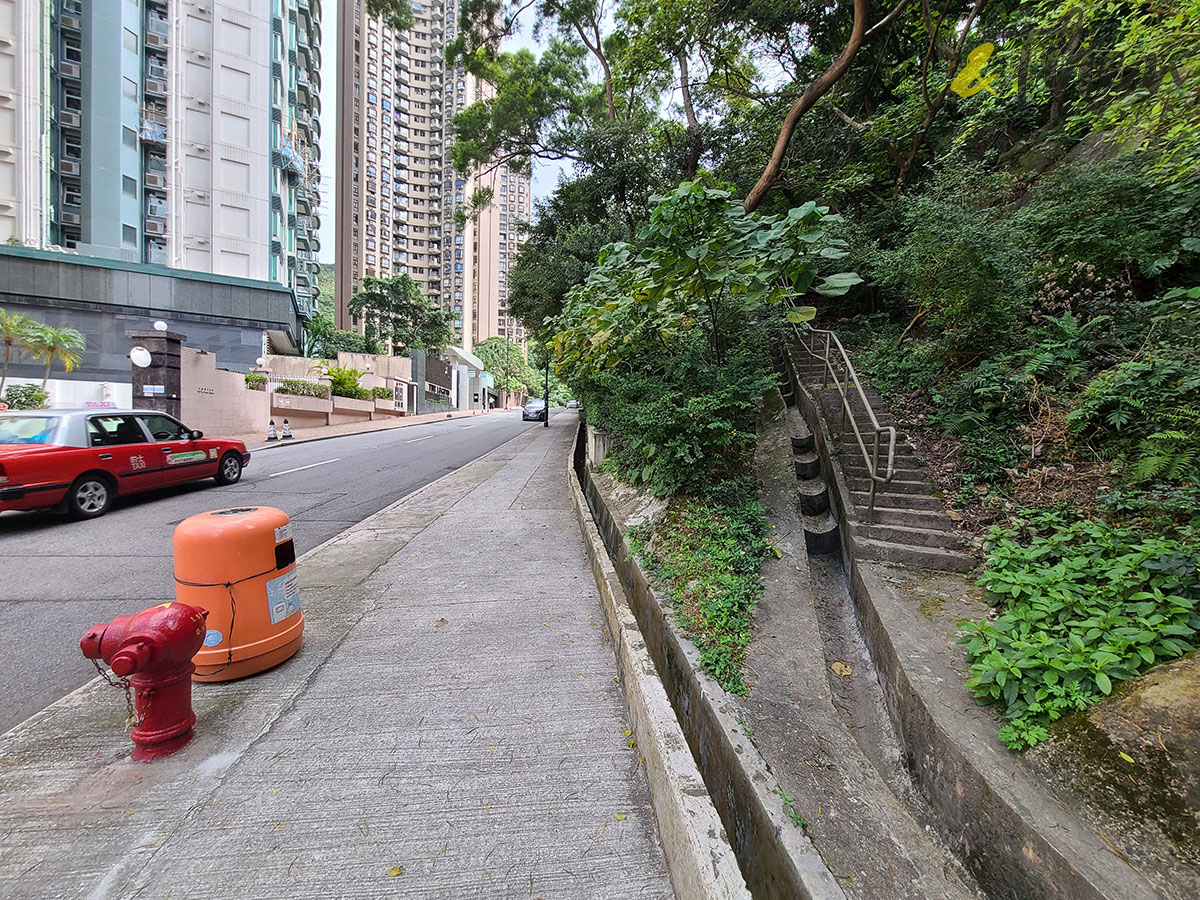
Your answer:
(173, 506), (304, 682)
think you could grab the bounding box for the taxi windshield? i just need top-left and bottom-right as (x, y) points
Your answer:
(0, 415), (59, 445)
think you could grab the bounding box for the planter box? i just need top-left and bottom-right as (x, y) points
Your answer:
(332, 395), (374, 414)
(270, 392), (332, 429)
(331, 394), (374, 426)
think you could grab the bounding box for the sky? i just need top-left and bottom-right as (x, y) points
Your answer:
(314, 3), (568, 264)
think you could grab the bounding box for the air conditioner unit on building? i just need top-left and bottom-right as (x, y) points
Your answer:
(59, 62), (81, 79)
(145, 219), (166, 235)
(145, 173), (166, 188)
(60, 212), (81, 225)
(60, 160), (80, 176)
(60, 110), (80, 128)
(146, 32), (166, 49)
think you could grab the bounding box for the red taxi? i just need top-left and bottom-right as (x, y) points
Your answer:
(0, 409), (251, 519)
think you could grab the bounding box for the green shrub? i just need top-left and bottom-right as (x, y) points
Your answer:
(1, 384), (49, 410)
(327, 365), (370, 400)
(370, 385), (394, 400)
(1068, 352), (1200, 483)
(244, 373), (267, 391)
(959, 430), (1021, 481)
(632, 490), (768, 694)
(275, 379), (331, 400)
(960, 510), (1200, 749)
(587, 340), (774, 499)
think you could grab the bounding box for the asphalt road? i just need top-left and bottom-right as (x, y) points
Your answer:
(0, 410), (539, 733)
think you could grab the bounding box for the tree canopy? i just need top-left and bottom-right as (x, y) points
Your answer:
(348, 275), (455, 354)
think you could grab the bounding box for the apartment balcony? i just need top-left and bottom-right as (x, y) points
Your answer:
(139, 118), (167, 143)
(277, 139), (305, 177)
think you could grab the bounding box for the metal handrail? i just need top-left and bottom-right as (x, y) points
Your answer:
(791, 324), (897, 522)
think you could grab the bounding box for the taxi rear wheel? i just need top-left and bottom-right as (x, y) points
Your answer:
(215, 452), (243, 485)
(68, 474), (114, 519)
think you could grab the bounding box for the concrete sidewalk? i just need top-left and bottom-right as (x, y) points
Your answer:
(234, 405), (503, 452)
(0, 412), (673, 899)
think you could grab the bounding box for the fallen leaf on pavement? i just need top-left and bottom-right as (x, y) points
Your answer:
(831, 661), (852, 677)
(614, 813), (627, 820)
(387, 866), (405, 877)
(435, 618), (448, 628)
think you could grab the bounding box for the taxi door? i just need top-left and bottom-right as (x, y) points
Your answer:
(84, 414), (162, 492)
(134, 412), (219, 486)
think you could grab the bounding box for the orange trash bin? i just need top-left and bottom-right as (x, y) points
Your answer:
(173, 506), (305, 682)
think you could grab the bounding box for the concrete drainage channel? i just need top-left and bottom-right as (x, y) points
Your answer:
(571, 424), (846, 900)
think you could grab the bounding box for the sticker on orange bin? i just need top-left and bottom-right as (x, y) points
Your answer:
(274, 523), (292, 543)
(265, 570), (300, 624)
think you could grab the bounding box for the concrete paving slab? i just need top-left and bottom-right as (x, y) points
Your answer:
(0, 413), (673, 900)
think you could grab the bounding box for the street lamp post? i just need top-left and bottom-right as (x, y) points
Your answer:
(543, 353), (550, 428)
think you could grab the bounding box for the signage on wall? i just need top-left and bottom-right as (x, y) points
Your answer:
(142, 385), (165, 396)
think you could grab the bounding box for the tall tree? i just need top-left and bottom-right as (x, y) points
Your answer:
(0, 309), (36, 395)
(24, 323), (85, 390)
(473, 336), (536, 401)
(348, 275), (455, 352)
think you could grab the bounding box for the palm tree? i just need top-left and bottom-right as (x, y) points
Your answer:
(0, 309), (37, 396)
(25, 323), (86, 391)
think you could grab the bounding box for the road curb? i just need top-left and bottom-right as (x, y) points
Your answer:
(245, 408), (493, 453)
(567, 427), (751, 900)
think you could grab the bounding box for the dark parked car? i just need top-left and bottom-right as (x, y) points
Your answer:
(522, 398), (547, 421)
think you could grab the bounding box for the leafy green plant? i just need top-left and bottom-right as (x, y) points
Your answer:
(370, 385), (394, 401)
(1, 384), (49, 410)
(960, 510), (1200, 749)
(244, 373), (267, 391)
(1022, 313), (1114, 386)
(775, 789), (807, 829)
(327, 366), (370, 400)
(274, 379), (331, 400)
(1068, 352), (1200, 483)
(632, 491), (768, 694)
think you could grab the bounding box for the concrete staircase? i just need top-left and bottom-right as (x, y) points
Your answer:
(783, 343), (975, 573)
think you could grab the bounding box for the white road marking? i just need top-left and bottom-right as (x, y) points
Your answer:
(267, 458), (341, 478)
(406, 435), (434, 443)
(461, 424), (477, 429)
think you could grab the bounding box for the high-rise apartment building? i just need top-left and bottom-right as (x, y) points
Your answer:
(335, 0), (530, 352)
(472, 162), (530, 345)
(0, 0), (322, 317)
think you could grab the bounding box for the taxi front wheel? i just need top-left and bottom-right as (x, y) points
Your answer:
(215, 452), (243, 485)
(68, 474), (114, 519)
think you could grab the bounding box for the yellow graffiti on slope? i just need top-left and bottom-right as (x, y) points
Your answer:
(950, 43), (1000, 98)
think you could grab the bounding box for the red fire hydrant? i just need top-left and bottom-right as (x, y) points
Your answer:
(81, 602), (208, 761)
